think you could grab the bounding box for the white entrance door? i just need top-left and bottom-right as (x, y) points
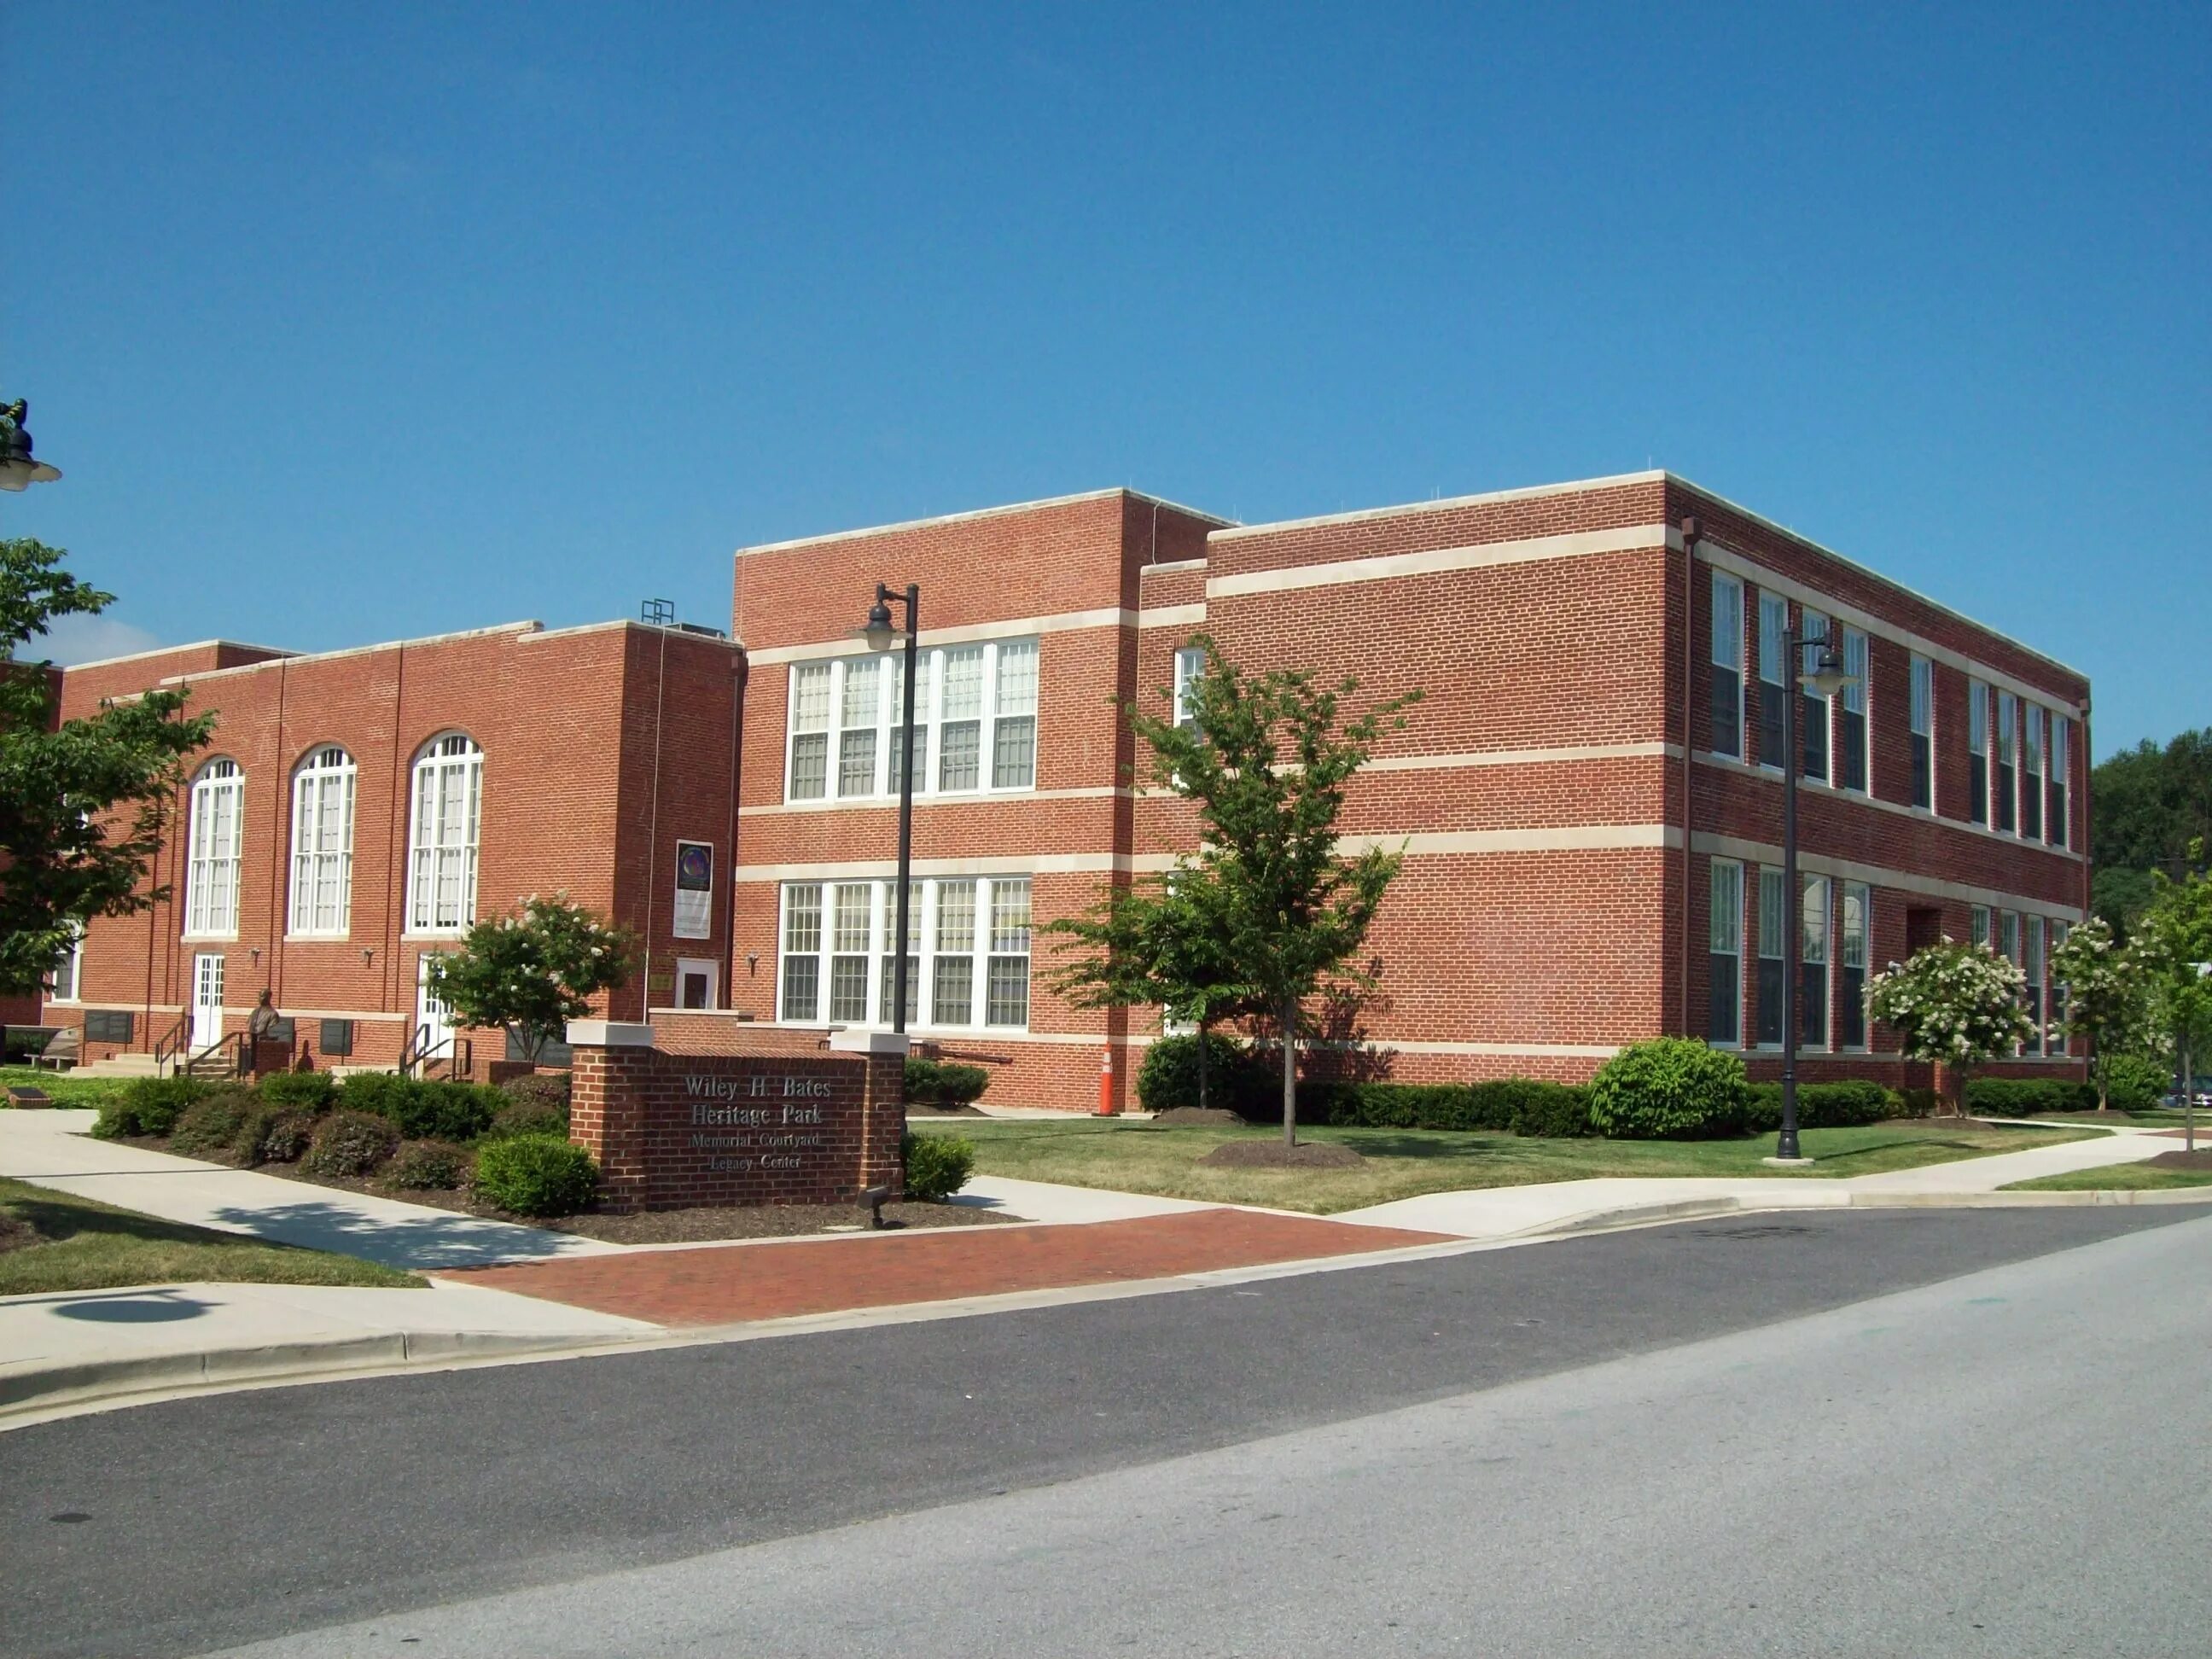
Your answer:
(415, 954), (454, 1062)
(191, 953), (225, 1051)
(675, 957), (719, 1011)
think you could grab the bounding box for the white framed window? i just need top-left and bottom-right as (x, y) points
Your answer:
(2049, 918), (2070, 1042)
(1756, 866), (1786, 1047)
(288, 746), (356, 937)
(1909, 655), (1934, 811)
(1837, 627), (1868, 793)
(1967, 678), (1989, 825)
(1970, 905), (1992, 948)
(1801, 875), (1831, 1051)
(1756, 592), (1789, 771)
(1709, 573), (1744, 760)
(2025, 914), (2046, 1055)
(405, 733), (481, 934)
(1173, 644), (1208, 729)
(2022, 705), (2045, 841)
(1708, 859), (1743, 1045)
(2047, 713), (2069, 848)
(184, 758), (244, 938)
(1839, 882), (1870, 1050)
(777, 874), (1032, 1031)
(782, 638), (1042, 804)
(45, 930), (84, 1003)
(1995, 692), (2018, 834)
(1799, 610), (1831, 783)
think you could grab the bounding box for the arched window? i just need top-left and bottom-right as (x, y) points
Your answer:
(407, 733), (481, 933)
(184, 759), (244, 937)
(288, 745), (357, 936)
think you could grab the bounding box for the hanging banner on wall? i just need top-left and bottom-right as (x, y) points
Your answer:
(673, 840), (714, 939)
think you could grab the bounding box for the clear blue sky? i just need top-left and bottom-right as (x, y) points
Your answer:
(5, 3), (2203, 755)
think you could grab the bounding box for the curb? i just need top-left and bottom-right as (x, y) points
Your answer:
(0, 1328), (647, 1429)
(1513, 1185), (2212, 1240)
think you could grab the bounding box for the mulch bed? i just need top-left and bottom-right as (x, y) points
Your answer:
(1200, 1139), (1365, 1169)
(2145, 1150), (2212, 1171)
(1152, 1107), (1248, 1126)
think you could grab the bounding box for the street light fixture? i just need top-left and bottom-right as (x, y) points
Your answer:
(0, 399), (62, 491)
(1771, 623), (1858, 1166)
(858, 581), (920, 1033)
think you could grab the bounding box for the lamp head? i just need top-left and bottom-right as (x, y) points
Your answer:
(860, 590), (897, 653)
(0, 400), (61, 492)
(1802, 643), (1854, 701)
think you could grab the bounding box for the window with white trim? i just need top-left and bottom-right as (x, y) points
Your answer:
(1708, 859), (1743, 1045)
(1909, 655), (1934, 811)
(2047, 714), (2070, 848)
(1709, 573), (1743, 760)
(2024, 914), (2046, 1055)
(1967, 679), (1989, 825)
(1837, 626), (1868, 793)
(2021, 705), (2044, 841)
(1799, 610), (1831, 783)
(783, 639), (1041, 803)
(1839, 882), (1869, 1050)
(1801, 875), (1831, 1050)
(45, 930), (84, 1003)
(288, 746), (357, 936)
(1971, 905), (1992, 948)
(1756, 591), (1788, 771)
(2049, 918), (2070, 1044)
(1173, 644), (1207, 729)
(1995, 691), (2017, 834)
(777, 875), (1032, 1030)
(406, 734), (481, 934)
(1756, 866), (1786, 1046)
(184, 759), (244, 937)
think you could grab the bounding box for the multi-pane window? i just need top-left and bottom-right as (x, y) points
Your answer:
(1967, 679), (1989, 825)
(2024, 915), (2046, 1055)
(184, 759), (244, 937)
(1837, 627), (1868, 793)
(2047, 714), (2070, 848)
(777, 875), (1033, 1030)
(1757, 592), (1789, 771)
(1708, 859), (1743, 1044)
(2000, 910), (2023, 1054)
(288, 746), (356, 936)
(1971, 905), (1992, 949)
(1909, 655), (1934, 810)
(1995, 691), (2017, 833)
(1756, 867), (1787, 1046)
(1173, 644), (1207, 729)
(1839, 882), (1870, 1050)
(1799, 611), (1831, 783)
(1801, 876), (1831, 1049)
(2049, 919), (2070, 1048)
(45, 931), (84, 1002)
(783, 639), (1042, 803)
(406, 734), (481, 933)
(1709, 573), (1743, 760)
(2021, 705), (2044, 841)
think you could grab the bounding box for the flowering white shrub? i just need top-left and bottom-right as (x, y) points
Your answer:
(423, 893), (637, 1063)
(1866, 940), (2037, 1109)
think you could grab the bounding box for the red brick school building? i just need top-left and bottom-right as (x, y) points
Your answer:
(35, 471), (2091, 1110)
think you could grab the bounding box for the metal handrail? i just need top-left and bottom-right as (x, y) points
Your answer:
(153, 1016), (189, 1074)
(184, 1029), (246, 1079)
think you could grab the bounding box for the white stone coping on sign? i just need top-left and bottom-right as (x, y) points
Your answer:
(565, 1020), (657, 1049)
(827, 1027), (912, 1057)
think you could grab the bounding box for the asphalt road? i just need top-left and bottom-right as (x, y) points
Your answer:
(3, 1208), (2205, 1658)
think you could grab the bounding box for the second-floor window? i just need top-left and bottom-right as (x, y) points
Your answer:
(1800, 610), (1831, 783)
(1909, 655), (1934, 810)
(1756, 592), (1788, 771)
(1995, 692), (2017, 834)
(1967, 679), (1989, 825)
(785, 638), (1040, 803)
(1709, 573), (1743, 760)
(407, 734), (481, 934)
(2047, 713), (2069, 847)
(1837, 626), (1868, 793)
(184, 759), (244, 937)
(288, 746), (356, 937)
(2022, 705), (2045, 840)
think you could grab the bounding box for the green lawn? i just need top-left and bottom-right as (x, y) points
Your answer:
(911, 1119), (2097, 1214)
(2005, 1162), (2212, 1194)
(0, 1064), (132, 1108)
(0, 1177), (423, 1295)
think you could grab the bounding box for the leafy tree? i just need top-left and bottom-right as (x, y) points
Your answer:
(2047, 917), (2157, 1112)
(2092, 729), (2212, 934)
(2133, 846), (2212, 1148)
(1, 538), (213, 995)
(422, 894), (637, 1063)
(1062, 637), (1418, 1144)
(1866, 940), (2037, 1115)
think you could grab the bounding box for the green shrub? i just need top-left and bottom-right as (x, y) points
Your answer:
(904, 1057), (943, 1103)
(1505, 1080), (1596, 1138)
(339, 1074), (503, 1142)
(1891, 1086), (1940, 1120)
(91, 1074), (208, 1139)
(934, 1063), (990, 1105)
(337, 1071), (415, 1118)
(485, 1101), (569, 1141)
(1287, 1078), (1593, 1137)
(2104, 1053), (2171, 1113)
(473, 1133), (597, 1216)
(234, 1103), (319, 1166)
(257, 1071), (338, 1110)
(169, 1086), (261, 1160)
(1137, 1033), (1276, 1116)
(500, 1071), (572, 1115)
(301, 1110), (402, 1178)
(1963, 1077), (2097, 1117)
(1740, 1080), (1894, 1133)
(901, 1131), (975, 1201)
(385, 1139), (473, 1190)
(1589, 1039), (1751, 1139)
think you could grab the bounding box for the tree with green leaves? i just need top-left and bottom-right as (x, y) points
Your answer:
(2, 538), (213, 996)
(2133, 845), (2212, 1150)
(1056, 636), (1418, 1144)
(422, 894), (638, 1063)
(2046, 917), (2157, 1112)
(1866, 940), (2037, 1115)
(2092, 728), (2212, 935)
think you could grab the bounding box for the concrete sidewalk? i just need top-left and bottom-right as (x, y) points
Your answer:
(0, 1109), (621, 1269)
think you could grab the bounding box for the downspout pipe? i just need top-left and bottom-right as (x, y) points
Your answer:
(1680, 514), (1703, 1039)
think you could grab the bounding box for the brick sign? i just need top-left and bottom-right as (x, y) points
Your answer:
(568, 1036), (904, 1213)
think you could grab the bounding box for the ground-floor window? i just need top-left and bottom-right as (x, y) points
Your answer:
(1708, 859), (1742, 1045)
(1755, 867), (1786, 1046)
(1839, 882), (1869, 1050)
(777, 875), (1032, 1030)
(1801, 876), (1831, 1051)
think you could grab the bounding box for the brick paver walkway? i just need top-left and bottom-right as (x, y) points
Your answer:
(444, 1208), (1453, 1327)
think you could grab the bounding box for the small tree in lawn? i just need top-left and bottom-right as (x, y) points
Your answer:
(2047, 917), (2157, 1113)
(1866, 940), (2036, 1115)
(1088, 637), (1417, 1145)
(423, 894), (637, 1064)
(2, 538), (213, 994)
(1047, 860), (1254, 1112)
(2134, 848), (2212, 1150)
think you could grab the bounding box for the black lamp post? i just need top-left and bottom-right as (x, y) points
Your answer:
(862, 582), (920, 1034)
(0, 399), (63, 491)
(1773, 622), (1855, 1164)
